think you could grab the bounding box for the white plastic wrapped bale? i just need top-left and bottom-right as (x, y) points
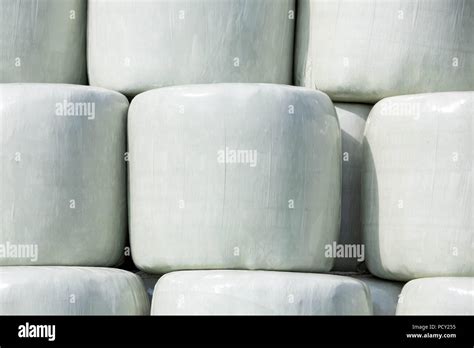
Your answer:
(151, 271), (372, 315)
(352, 275), (403, 315)
(396, 278), (474, 315)
(0, 267), (150, 315)
(88, 0), (295, 96)
(333, 103), (372, 272)
(362, 92), (474, 281)
(294, 0), (474, 103)
(0, 84), (128, 266)
(129, 84), (341, 273)
(0, 0), (87, 84)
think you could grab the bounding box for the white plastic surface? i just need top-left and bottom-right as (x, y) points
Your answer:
(87, 0), (295, 96)
(362, 92), (474, 281)
(0, 84), (129, 266)
(295, 0), (474, 103)
(129, 84), (341, 273)
(0, 0), (87, 83)
(151, 270), (372, 315)
(333, 103), (372, 271)
(0, 267), (150, 315)
(396, 277), (474, 315)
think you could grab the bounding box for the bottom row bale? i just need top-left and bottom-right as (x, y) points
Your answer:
(0, 268), (471, 315)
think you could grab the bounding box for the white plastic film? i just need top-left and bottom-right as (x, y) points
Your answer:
(362, 92), (474, 281)
(396, 277), (474, 315)
(0, 267), (150, 315)
(129, 84), (341, 273)
(151, 270), (372, 315)
(87, 0), (295, 96)
(0, 84), (129, 266)
(295, 0), (474, 103)
(0, 0), (87, 84)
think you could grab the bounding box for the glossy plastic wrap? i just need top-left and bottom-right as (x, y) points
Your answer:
(0, 84), (128, 266)
(0, 267), (150, 315)
(87, 0), (295, 96)
(333, 103), (372, 271)
(0, 0), (87, 83)
(129, 84), (341, 273)
(396, 277), (474, 315)
(151, 270), (372, 315)
(363, 92), (474, 281)
(295, 0), (474, 103)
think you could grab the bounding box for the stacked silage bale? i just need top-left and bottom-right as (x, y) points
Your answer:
(1, 0), (472, 316)
(295, 0), (474, 315)
(86, 0), (378, 315)
(0, 0), (149, 315)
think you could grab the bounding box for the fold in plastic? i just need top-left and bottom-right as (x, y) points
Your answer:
(352, 275), (403, 315)
(333, 103), (372, 272)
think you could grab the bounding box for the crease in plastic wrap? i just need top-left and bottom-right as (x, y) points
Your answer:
(295, 0), (474, 103)
(0, 267), (150, 315)
(362, 92), (474, 281)
(396, 277), (474, 315)
(333, 103), (372, 272)
(87, 0), (295, 96)
(351, 275), (403, 315)
(0, 84), (129, 266)
(151, 270), (373, 315)
(129, 84), (341, 273)
(0, 0), (87, 83)
(135, 271), (162, 305)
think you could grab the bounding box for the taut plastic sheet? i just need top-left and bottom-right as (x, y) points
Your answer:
(295, 0), (474, 103)
(129, 84), (341, 273)
(362, 92), (474, 281)
(0, 0), (87, 83)
(151, 270), (372, 315)
(88, 0), (295, 96)
(0, 84), (128, 266)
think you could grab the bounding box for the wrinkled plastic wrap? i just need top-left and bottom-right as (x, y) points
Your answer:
(353, 275), (403, 315)
(129, 84), (341, 273)
(396, 277), (474, 315)
(0, 0), (87, 83)
(151, 270), (372, 315)
(135, 271), (162, 304)
(0, 84), (128, 266)
(88, 0), (295, 96)
(0, 267), (150, 315)
(363, 92), (474, 281)
(333, 103), (372, 271)
(295, 0), (474, 103)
